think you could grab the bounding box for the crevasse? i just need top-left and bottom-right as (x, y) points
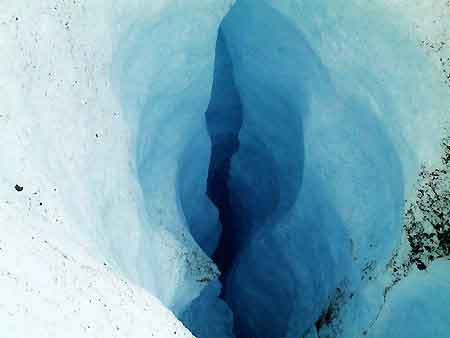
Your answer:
(182, 1), (401, 337)
(111, 0), (450, 337)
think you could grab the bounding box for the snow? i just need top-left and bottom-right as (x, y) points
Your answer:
(0, 219), (193, 338)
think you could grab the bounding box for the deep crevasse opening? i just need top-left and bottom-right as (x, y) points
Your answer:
(2, 0), (449, 337)
(179, 1), (403, 337)
(111, 0), (449, 337)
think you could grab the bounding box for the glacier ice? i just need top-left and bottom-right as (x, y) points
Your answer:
(184, 0), (448, 337)
(367, 259), (450, 338)
(111, 0), (232, 314)
(0, 0), (449, 338)
(180, 0), (449, 337)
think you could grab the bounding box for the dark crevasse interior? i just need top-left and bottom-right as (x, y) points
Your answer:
(205, 28), (243, 278)
(186, 2), (340, 337)
(205, 0), (306, 282)
(179, 0), (404, 337)
(198, 1), (319, 336)
(205, 26), (288, 337)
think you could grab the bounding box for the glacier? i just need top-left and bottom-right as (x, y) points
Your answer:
(0, 0), (449, 338)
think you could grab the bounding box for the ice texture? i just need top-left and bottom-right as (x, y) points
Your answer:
(216, 2), (353, 336)
(195, 0), (449, 337)
(197, 0), (449, 337)
(368, 259), (450, 338)
(1, 0), (449, 337)
(111, 0), (232, 313)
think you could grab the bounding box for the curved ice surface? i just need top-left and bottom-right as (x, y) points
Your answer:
(183, 0), (449, 337)
(111, 0), (232, 313)
(1, 0), (449, 337)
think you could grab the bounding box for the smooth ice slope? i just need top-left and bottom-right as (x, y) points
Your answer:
(367, 259), (450, 338)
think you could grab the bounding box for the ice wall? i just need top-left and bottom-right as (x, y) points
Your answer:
(188, 0), (450, 337)
(215, 2), (352, 337)
(111, 0), (224, 310)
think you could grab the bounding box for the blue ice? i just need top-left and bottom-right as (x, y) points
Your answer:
(111, 0), (449, 337)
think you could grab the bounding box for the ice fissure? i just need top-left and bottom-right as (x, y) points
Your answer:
(185, 1), (355, 337)
(2, 0), (450, 337)
(175, 1), (449, 338)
